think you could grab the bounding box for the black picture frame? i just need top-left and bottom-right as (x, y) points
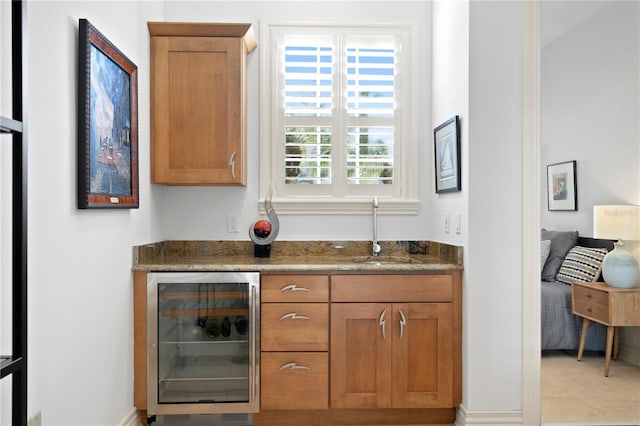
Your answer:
(434, 115), (461, 193)
(78, 18), (139, 209)
(547, 160), (577, 211)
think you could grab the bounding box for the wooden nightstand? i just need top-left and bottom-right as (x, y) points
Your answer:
(571, 281), (640, 376)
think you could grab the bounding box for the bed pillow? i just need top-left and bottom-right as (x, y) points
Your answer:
(540, 239), (551, 272)
(555, 246), (608, 285)
(541, 229), (579, 282)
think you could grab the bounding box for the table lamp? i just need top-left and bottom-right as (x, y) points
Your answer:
(593, 205), (640, 288)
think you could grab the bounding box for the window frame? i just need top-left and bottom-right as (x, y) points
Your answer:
(259, 20), (419, 214)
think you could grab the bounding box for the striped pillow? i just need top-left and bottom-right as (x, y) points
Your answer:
(555, 246), (608, 285)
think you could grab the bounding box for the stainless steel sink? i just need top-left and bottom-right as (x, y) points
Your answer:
(351, 256), (422, 265)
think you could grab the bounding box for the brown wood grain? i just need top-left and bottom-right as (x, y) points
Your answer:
(261, 303), (328, 351)
(133, 271), (147, 410)
(262, 275), (329, 302)
(331, 274), (453, 302)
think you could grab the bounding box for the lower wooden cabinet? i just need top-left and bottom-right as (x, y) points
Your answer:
(331, 302), (453, 409)
(256, 271), (462, 424)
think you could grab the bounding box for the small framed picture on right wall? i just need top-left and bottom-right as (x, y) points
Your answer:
(547, 160), (577, 211)
(434, 115), (461, 194)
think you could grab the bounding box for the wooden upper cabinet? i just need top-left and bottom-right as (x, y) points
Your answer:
(148, 22), (256, 185)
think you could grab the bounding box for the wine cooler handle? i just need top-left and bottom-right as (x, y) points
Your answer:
(280, 362), (310, 371)
(280, 313), (310, 321)
(280, 284), (311, 292)
(251, 285), (257, 402)
(379, 309), (387, 340)
(399, 309), (407, 340)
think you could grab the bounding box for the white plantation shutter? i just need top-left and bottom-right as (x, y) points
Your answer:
(262, 22), (417, 211)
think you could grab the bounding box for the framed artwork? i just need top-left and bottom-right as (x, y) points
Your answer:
(547, 160), (577, 211)
(78, 19), (138, 208)
(434, 115), (461, 193)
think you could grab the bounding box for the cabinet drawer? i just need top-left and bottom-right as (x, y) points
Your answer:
(262, 275), (329, 302)
(261, 352), (328, 410)
(262, 303), (328, 351)
(574, 285), (608, 306)
(574, 300), (609, 323)
(331, 274), (453, 302)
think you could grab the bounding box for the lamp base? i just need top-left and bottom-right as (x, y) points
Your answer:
(602, 242), (639, 288)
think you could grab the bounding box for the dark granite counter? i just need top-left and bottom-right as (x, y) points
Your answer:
(132, 240), (463, 272)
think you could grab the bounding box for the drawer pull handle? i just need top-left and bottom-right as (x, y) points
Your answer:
(280, 284), (311, 293)
(399, 309), (407, 340)
(280, 362), (310, 371)
(280, 313), (310, 321)
(379, 309), (387, 340)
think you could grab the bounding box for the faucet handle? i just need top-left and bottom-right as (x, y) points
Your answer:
(372, 242), (382, 254)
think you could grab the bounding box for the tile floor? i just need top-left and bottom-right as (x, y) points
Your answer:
(541, 350), (640, 424)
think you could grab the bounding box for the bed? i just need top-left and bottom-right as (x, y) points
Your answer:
(540, 232), (614, 352)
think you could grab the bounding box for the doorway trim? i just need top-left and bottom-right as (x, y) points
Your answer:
(522, 2), (541, 426)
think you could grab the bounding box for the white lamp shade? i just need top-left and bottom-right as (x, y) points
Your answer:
(593, 205), (640, 241)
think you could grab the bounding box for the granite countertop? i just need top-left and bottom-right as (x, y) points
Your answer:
(132, 240), (463, 272)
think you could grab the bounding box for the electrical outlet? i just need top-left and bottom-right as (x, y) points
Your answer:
(227, 214), (239, 233)
(27, 411), (41, 426)
(455, 212), (462, 234)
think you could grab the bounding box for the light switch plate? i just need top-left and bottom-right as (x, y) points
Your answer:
(227, 214), (239, 233)
(444, 213), (450, 233)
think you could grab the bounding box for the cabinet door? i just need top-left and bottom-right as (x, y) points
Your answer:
(392, 303), (453, 408)
(330, 303), (392, 409)
(151, 36), (245, 185)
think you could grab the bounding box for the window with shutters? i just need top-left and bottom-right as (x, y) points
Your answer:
(260, 21), (418, 214)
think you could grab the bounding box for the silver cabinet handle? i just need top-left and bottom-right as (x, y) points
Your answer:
(280, 312), (310, 321)
(229, 151), (236, 178)
(280, 362), (310, 371)
(280, 284), (311, 293)
(379, 309), (387, 340)
(399, 309), (407, 340)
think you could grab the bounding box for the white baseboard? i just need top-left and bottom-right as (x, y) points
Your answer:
(618, 343), (640, 368)
(119, 409), (141, 426)
(456, 404), (524, 426)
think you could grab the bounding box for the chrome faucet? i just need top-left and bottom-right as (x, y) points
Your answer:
(372, 197), (381, 256)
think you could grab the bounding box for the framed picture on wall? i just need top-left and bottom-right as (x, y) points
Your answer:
(434, 115), (461, 193)
(77, 18), (139, 209)
(547, 160), (577, 211)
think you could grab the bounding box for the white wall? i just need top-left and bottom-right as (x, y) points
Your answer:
(541, 1), (640, 366)
(434, 0), (525, 418)
(541, 1), (639, 234)
(20, 2), (165, 425)
(466, 0), (524, 413)
(159, 1), (433, 242)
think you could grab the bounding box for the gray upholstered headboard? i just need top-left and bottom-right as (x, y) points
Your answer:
(577, 236), (616, 282)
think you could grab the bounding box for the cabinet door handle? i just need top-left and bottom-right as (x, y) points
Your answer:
(229, 152), (236, 179)
(280, 362), (310, 371)
(379, 309), (387, 340)
(280, 284), (311, 293)
(280, 312), (310, 321)
(399, 309), (407, 340)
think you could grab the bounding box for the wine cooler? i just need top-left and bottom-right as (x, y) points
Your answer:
(147, 272), (260, 415)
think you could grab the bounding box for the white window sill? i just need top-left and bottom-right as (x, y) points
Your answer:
(257, 197), (420, 215)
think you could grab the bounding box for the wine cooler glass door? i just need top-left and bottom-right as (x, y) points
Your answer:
(147, 272), (259, 415)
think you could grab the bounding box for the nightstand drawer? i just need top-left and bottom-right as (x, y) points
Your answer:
(574, 300), (609, 323)
(574, 284), (608, 306)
